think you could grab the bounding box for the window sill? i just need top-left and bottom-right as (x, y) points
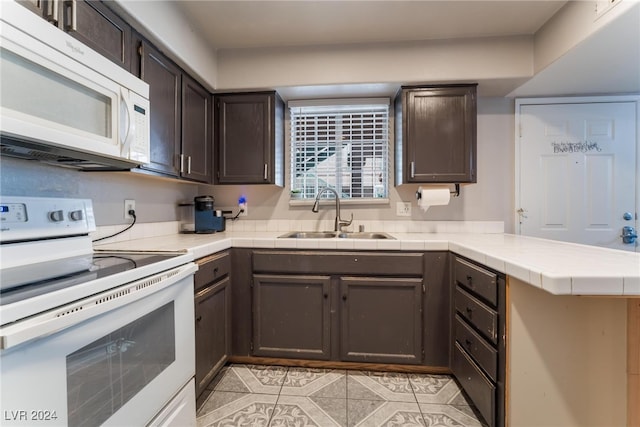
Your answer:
(289, 198), (390, 207)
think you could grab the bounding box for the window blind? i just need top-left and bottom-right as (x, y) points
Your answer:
(290, 101), (389, 200)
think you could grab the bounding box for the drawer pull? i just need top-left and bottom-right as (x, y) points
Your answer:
(214, 267), (219, 274)
(465, 338), (473, 347)
(466, 306), (474, 316)
(324, 293), (329, 299)
(466, 275), (473, 286)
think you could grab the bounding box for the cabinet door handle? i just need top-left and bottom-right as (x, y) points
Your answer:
(323, 293), (329, 299)
(263, 163), (268, 180)
(410, 161), (415, 178)
(187, 156), (192, 174)
(139, 43), (145, 78)
(51, 0), (59, 24)
(63, 0), (76, 31)
(196, 315), (202, 322)
(45, 0), (55, 22)
(213, 267), (219, 274)
(342, 294), (347, 301)
(466, 275), (473, 287)
(465, 306), (474, 316)
(179, 154), (184, 174)
(465, 338), (473, 347)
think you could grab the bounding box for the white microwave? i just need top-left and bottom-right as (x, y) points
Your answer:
(0, 1), (150, 170)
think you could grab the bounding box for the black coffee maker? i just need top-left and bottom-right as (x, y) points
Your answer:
(194, 196), (225, 233)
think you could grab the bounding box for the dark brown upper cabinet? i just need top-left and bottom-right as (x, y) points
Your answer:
(135, 36), (213, 183)
(215, 92), (284, 186)
(137, 38), (182, 177)
(182, 74), (213, 183)
(18, 0), (132, 72)
(395, 84), (477, 185)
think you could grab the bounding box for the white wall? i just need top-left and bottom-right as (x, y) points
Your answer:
(203, 97), (516, 233)
(533, 0), (639, 73)
(113, 0), (218, 91)
(216, 36), (533, 97)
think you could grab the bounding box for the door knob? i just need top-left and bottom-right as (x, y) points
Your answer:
(621, 226), (638, 244)
(623, 212), (633, 221)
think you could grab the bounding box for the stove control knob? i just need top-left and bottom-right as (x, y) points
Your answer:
(69, 210), (84, 221)
(49, 210), (64, 222)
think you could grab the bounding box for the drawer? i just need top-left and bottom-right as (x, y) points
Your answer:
(454, 257), (497, 306)
(455, 287), (498, 345)
(253, 251), (424, 277)
(453, 342), (495, 427)
(455, 314), (498, 381)
(195, 251), (231, 291)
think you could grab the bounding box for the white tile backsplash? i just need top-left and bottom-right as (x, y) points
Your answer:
(93, 220), (504, 244)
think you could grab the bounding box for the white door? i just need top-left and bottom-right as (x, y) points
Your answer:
(517, 98), (638, 252)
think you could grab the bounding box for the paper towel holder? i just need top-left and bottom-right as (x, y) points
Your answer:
(415, 183), (460, 200)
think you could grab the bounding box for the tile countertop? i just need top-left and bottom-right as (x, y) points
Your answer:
(94, 231), (640, 296)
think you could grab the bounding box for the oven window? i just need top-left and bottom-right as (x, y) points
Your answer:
(66, 302), (175, 426)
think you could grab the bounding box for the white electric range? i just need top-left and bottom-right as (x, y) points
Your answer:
(0, 196), (197, 426)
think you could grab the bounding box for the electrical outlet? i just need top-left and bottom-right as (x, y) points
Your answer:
(238, 196), (248, 217)
(396, 202), (411, 217)
(124, 199), (135, 219)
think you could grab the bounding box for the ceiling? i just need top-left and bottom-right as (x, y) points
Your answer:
(177, 1), (567, 50)
(173, 1), (639, 98)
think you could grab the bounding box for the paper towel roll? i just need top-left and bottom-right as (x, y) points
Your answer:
(417, 186), (451, 212)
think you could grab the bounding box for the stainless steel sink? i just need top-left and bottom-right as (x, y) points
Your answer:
(337, 232), (395, 239)
(277, 231), (394, 239)
(278, 231), (337, 238)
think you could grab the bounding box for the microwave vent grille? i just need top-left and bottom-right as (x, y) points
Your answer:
(1, 137), (135, 171)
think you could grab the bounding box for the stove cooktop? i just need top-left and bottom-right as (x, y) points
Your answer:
(0, 252), (183, 306)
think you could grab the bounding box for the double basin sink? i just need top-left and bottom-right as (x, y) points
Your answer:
(278, 231), (395, 240)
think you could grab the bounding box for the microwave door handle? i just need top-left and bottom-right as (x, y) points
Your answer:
(119, 88), (136, 157)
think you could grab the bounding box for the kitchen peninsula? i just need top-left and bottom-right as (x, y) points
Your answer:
(95, 226), (640, 427)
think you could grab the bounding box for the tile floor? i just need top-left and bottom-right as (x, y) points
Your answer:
(196, 364), (487, 427)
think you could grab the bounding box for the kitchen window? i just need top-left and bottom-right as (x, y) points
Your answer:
(289, 99), (389, 201)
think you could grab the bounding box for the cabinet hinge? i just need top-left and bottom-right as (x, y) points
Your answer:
(250, 342), (254, 352)
(422, 283), (426, 294)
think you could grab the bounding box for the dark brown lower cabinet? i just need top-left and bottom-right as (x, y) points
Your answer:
(339, 277), (423, 364)
(252, 274), (331, 360)
(194, 252), (232, 398)
(245, 250), (449, 367)
(451, 254), (505, 427)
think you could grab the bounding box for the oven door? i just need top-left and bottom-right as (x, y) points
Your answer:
(0, 263), (196, 427)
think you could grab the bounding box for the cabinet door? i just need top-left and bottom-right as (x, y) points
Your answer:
(62, 1), (131, 71)
(340, 277), (423, 364)
(181, 74), (212, 183)
(138, 40), (181, 177)
(16, 0), (131, 72)
(252, 274), (331, 360)
(195, 277), (231, 398)
(215, 93), (275, 184)
(399, 85), (477, 184)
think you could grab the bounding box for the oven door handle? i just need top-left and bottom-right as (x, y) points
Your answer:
(0, 262), (197, 350)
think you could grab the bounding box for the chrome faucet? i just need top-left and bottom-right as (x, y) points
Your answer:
(311, 187), (353, 232)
